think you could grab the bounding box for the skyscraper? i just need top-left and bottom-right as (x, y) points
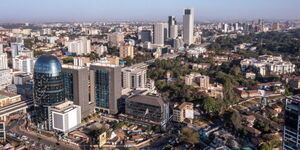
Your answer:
(183, 8), (194, 45)
(169, 25), (178, 39)
(62, 65), (94, 118)
(33, 54), (65, 129)
(168, 16), (177, 39)
(283, 95), (300, 150)
(153, 23), (165, 46)
(90, 62), (121, 114)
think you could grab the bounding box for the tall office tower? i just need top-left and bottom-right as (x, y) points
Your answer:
(121, 66), (147, 90)
(12, 56), (35, 73)
(140, 30), (152, 43)
(258, 19), (264, 32)
(153, 23), (165, 46)
(169, 25), (178, 39)
(62, 65), (93, 118)
(163, 23), (169, 40)
(0, 45), (8, 70)
(273, 22), (280, 31)
(90, 61), (121, 114)
(119, 43), (135, 59)
(33, 54), (65, 129)
(283, 96), (300, 150)
(11, 43), (24, 57)
(183, 8), (194, 45)
(168, 16), (177, 37)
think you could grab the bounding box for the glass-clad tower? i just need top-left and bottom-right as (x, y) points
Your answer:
(283, 95), (300, 150)
(33, 54), (65, 129)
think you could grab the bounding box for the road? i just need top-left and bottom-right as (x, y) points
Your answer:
(8, 118), (80, 150)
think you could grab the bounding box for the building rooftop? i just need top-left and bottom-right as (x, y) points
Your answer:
(175, 102), (193, 110)
(0, 91), (18, 99)
(127, 95), (165, 107)
(62, 64), (86, 70)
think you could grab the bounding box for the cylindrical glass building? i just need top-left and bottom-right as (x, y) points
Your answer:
(33, 54), (65, 129)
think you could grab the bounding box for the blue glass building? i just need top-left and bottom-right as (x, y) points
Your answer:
(33, 54), (65, 128)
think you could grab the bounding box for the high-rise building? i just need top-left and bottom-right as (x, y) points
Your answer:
(62, 65), (94, 118)
(12, 56), (35, 73)
(140, 30), (152, 43)
(90, 62), (121, 114)
(119, 43), (135, 59)
(0, 45), (8, 70)
(283, 95), (300, 150)
(153, 23), (165, 46)
(33, 54), (65, 129)
(273, 22), (280, 31)
(169, 25), (178, 39)
(11, 43), (24, 57)
(183, 8), (194, 45)
(121, 66), (147, 90)
(168, 16), (177, 37)
(65, 37), (91, 55)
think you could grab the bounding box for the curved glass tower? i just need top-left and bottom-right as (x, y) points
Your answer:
(33, 54), (65, 129)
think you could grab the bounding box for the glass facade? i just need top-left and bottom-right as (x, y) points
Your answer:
(95, 69), (109, 108)
(34, 72), (65, 105)
(64, 72), (74, 101)
(33, 54), (65, 127)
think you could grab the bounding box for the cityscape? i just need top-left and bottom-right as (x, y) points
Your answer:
(0, 0), (300, 150)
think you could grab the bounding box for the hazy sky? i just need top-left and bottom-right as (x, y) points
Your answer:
(0, 0), (299, 22)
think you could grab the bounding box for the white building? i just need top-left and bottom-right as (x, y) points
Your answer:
(48, 101), (81, 133)
(13, 56), (35, 73)
(95, 45), (108, 56)
(11, 43), (24, 57)
(240, 55), (295, 76)
(0, 47), (8, 70)
(183, 8), (194, 45)
(0, 69), (12, 90)
(186, 47), (207, 58)
(65, 37), (91, 55)
(153, 23), (165, 46)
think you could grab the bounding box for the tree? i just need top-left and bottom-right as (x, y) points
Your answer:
(62, 57), (73, 64)
(230, 110), (242, 130)
(203, 97), (219, 116)
(259, 142), (273, 150)
(180, 127), (199, 145)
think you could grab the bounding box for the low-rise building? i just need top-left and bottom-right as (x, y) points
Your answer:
(48, 101), (81, 134)
(173, 102), (194, 123)
(125, 95), (169, 129)
(241, 55), (295, 76)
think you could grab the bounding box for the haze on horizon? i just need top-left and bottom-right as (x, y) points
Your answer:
(0, 0), (300, 23)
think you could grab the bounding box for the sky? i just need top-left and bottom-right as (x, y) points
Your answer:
(0, 0), (299, 22)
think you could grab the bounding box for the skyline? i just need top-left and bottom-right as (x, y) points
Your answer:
(0, 0), (300, 23)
